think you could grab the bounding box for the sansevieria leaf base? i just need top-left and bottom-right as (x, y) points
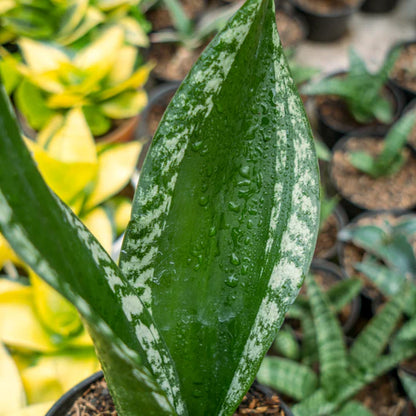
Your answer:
(0, 0), (319, 414)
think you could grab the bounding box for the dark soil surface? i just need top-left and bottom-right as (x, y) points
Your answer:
(149, 42), (208, 81)
(316, 86), (397, 133)
(66, 378), (287, 415)
(147, 0), (206, 31)
(340, 212), (416, 299)
(406, 102), (416, 150)
(402, 356), (416, 375)
(355, 374), (407, 416)
(331, 137), (416, 211)
(314, 213), (338, 259)
(391, 43), (416, 94)
(293, 0), (361, 14)
(275, 10), (304, 48)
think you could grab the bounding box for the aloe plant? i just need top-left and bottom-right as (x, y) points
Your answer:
(0, 0), (149, 47)
(349, 109), (416, 178)
(0, 0), (319, 414)
(302, 48), (400, 124)
(259, 273), (416, 415)
(338, 216), (416, 315)
(0, 26), (150, 136)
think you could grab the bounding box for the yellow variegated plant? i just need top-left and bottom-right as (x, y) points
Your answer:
(0, 0), (149, 47)
(0, 108), (141, 415)
(0, 26), (151, 136)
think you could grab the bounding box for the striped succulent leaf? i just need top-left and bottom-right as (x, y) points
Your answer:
(273, 327), (300, 360)
(306, 273), (347, 399)
(355, 258), (406, 297)
(300, 313), (318, 365)
(349, 294), (403, 373)
(120, 0), (319, 414)
(325, 278), (362, 312)
(398, 370), (416, 406)
(396, 315), (416, 341)
(257, 356), (318, 401)
(0, 87), (185, 415)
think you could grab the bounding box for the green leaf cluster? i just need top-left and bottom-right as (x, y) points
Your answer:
(349, 109), (416, 178)
(0, 27), (151, 135)
(302, 48), (400, 124)
(0, 0), (320, 415)
(0, 0), (149, 47)
(258, 274), (416, 415)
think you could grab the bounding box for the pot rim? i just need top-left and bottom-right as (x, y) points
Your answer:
(47, 371), (294, 416)
(314, 71), (405, 136)
(388, 39), (416, 98)
(288, 0), (364, 18)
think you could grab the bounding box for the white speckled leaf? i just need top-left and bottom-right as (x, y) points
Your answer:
(0, 87), (185, 416)
(120, 0), (319, 414)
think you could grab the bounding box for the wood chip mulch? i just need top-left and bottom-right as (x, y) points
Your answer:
(66, 379), (286, 415)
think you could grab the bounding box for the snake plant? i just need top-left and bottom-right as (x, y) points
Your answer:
(302, 48), (400, 124)
(259, 273), (416, 415)
(0, 26), (151, 136)
(0, 0), (320, 414)
(349, 109), (416, 178)
(0, 0), (149, 47)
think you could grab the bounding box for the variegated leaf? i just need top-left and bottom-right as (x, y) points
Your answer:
(305, 273), (347, 399)
(258, 356), (318, 401)
(0, 87), (185, 416)
(120, 0), (319, 414)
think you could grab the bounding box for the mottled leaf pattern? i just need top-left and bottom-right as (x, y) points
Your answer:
(120, 0), (319, 414)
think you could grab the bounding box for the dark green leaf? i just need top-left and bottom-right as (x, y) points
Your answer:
(0, 86), (185, 416)
(120, 0), (320, 413)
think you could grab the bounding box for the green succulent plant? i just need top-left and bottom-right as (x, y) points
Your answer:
(338, 215), (416, 316)
(0, 0), (320, 415)
(259, 273), (416, 415)
(302, 48), (400, 124)
(273, 273), (362, 365)
(0, 26), (151, 136)
(0, 0), (149, 47)
(348, 109), (416, 178)
(150, 0), (240, 50)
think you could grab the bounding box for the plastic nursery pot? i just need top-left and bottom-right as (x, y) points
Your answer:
(329, 131), (416, 218)
(47, 371), (294, 416)
(337, 210), (416, 314)
(136, 82), (180, 170)
(287, 0), (363, 42)
(361, 0), (399, 13)
(46, 371), (103, 415)
(389, 40), (416, 105)
(310, 259), (361, 335)
(275, 7), (308, 48)
(315, 72), (405, 149)
(314, 204), (348, 260)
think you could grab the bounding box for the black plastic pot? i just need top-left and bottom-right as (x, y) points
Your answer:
(310, 259), (361, 335)
(315, 73), (405, 149)
(136, 82), (180, 169)
(47, 371), (294, 416)
(388, 40), (416, 105)
(288, 0), (363, 42)
(361, 0), (400, 13)
(314, 204), (348, 260)
(330, 132), (416, 217)
(46, 371), (103, 415)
